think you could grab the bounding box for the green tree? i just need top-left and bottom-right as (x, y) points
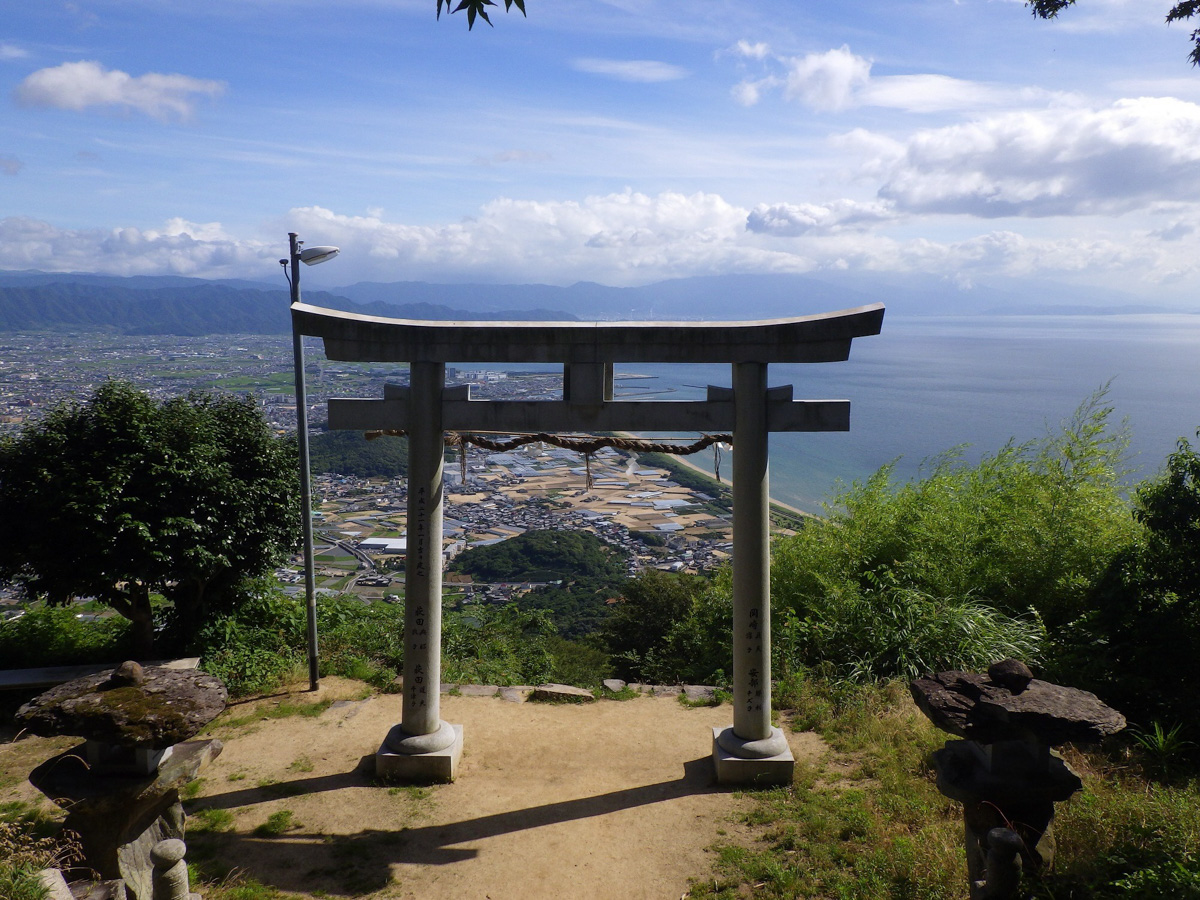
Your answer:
(601, 569), (726, 682)
(1028, 1), (1200, 66)
(1077, 431), (1200, 725)
(0, 381), (300, 655)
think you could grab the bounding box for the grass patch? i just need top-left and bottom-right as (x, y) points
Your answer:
(253, 810), (297, 837)
(188, 807), (236, 834)
(211, 697), (334, 731)
(181, 777), (206, 800)
(288, 756), (315, 773)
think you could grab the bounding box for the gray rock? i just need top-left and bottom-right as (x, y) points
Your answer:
(684, 685), (717, 703)
(602, 679), (627, 693)
(16, 665), (227, 749)
(499, 686), (532, 703)
(530, 683), (595, 703)
(68, 879), (128, 900)
(988, 659), (1034, 693)
(911, 668), (1125, 746)
(647, 685), (681, 697)
(457, 685), (499, 697)
(38, 869), (74, 900)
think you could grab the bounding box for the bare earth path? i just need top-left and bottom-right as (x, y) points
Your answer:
(176, 679), (827, 900)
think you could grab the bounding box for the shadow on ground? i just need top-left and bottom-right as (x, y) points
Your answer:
(188, 756), (718, 896)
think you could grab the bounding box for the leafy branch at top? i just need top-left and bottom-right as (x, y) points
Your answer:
(1028, 0), (1200, 66)
(437, 0), (526, 30)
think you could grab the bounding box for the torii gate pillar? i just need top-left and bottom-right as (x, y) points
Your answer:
(712, 361), (793, 784)
(376, 361), (463, 781)
(292, 297), (884, 787)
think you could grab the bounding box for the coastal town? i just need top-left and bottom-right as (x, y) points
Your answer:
(0, 331), (759, 616)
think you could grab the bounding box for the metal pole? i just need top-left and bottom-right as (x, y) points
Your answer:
(289, 232), (320, 691)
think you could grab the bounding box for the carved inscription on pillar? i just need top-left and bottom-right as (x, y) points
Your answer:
(414, 486), (428, 578)
(745, 607), (764, 715)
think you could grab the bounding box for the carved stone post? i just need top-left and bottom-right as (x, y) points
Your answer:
(376, 361), (463, 781)
(712, 361), (794, 786)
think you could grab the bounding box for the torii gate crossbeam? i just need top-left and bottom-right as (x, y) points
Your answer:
(293, 301), (885, 785)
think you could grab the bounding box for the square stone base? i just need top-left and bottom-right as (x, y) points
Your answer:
(375, 724), (463, 783)
(711, 726), (795, 787)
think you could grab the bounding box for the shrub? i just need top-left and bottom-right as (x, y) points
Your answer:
(769, 390), (1134, 682)
(0, 605), (134, 669)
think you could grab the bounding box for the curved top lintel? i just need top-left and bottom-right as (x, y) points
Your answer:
(291, 301), (885, 365)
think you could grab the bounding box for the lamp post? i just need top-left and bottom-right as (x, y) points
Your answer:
(282, 233), (339, 691)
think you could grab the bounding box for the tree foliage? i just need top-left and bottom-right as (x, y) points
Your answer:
(437, 0), (525, 30)
(1028, 0), (1200, 66)
(1075, 431), (1200, 726)
(0, 382), (300, 654)
(450, 528), (627, 583)
(309, 428), (408, 478)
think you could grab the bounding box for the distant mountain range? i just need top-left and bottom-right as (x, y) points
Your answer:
(0, 269), (1189, 335)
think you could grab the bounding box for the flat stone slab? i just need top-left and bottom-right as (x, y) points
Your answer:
(602, 679), (627, 693)
(910, 666), (1125, 746)
(530, 684), (595, 703)
(684, 685), (717, 703)
(457, 685), (500, 698)
(499, 686), (532, 703)
(16, 664), (227, 749)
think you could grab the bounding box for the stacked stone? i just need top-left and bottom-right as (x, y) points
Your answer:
(910, 659), (1125, 900)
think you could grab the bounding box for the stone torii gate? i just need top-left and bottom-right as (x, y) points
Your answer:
(292, 301), (884, 785)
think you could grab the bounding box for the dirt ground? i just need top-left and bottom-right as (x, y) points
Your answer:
(0, 678), (832, 900)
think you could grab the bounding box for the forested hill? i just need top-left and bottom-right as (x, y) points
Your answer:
(0, 277), (576, 335)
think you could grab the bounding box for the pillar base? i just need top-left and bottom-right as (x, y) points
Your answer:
(376, 723), (463, 783)
(712, 726), (794, 787)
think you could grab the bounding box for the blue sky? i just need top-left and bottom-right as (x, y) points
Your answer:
(4, 0), (1200, 300)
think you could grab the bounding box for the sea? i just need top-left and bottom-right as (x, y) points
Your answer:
(607, 314), (1200, 515)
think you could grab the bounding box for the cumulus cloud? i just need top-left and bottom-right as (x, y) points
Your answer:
(746, 200), (895, 235)
(572, 58), (688, 82)
(782, 46), (871, 112)
(732, 40), (770, 60)
(731, 45), (1065, 113)
(0, 216), (273, 277)
(0, 156), (22, 176)
(6, 187), (1200, 291)
(874, 97), (1200, 216)
(14, 60), (224, 120)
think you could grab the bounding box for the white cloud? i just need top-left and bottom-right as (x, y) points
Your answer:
(874, 97), (1200, 216)
(572, 58), (688, 82)
(732, 40), (770, 60)
(14, 61), (224, 121)
(0, 156), (22, 176)
(6, 186), (1200, 294)
(0, 216), (272, 277)
(0, 43), (29, 60)
(729, 45), (1069, 113)
(783, 46), (870, 112)
(746, 200), (895, 235)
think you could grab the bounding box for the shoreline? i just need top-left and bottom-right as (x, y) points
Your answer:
(614, 432), (816, 520)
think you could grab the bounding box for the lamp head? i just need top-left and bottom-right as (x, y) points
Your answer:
(299, 246), (340, 266)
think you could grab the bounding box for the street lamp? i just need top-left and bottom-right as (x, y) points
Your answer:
(281, 233), (339, 691)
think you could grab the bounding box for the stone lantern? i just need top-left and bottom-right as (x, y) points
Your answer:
(910, 659), (1125, 900)
(16, 662), (227, 900)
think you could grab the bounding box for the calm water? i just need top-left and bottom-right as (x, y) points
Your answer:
(615, 315), (1200, 514)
